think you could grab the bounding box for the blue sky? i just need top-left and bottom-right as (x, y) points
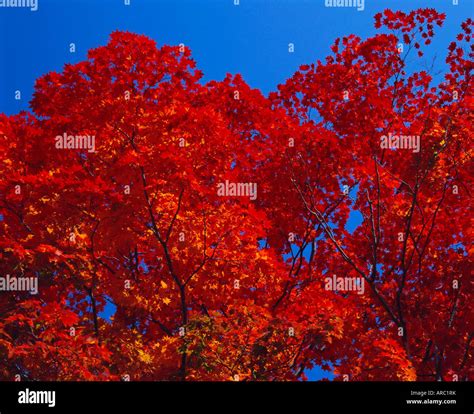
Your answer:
(0, 0), (471, 381)
(0, 0), (472, 114)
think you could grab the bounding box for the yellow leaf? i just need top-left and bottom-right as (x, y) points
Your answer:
(138, 349), (153, 364)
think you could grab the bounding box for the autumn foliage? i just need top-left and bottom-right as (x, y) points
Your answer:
(0, 9), (472, 381)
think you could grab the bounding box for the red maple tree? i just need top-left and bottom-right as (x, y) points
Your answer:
(0, 9), (472, 381)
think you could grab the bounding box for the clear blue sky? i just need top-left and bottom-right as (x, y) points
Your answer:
(0, 0), (471, 380)
(0, 0), (472, 114)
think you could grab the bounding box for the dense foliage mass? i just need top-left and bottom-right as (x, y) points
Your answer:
(0, 9), (472, 381)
